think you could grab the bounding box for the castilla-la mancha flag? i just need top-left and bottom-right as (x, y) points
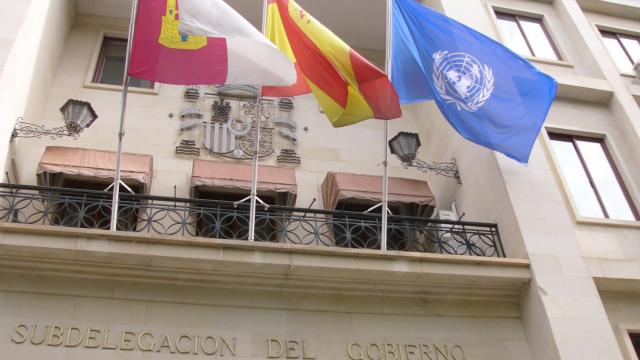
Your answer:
(128, 0), (296, 86)
(263, 0), (402, 127)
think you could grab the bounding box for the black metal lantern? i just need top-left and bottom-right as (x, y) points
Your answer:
(12, 99), (98, 140)
(60, 99), (98, 134)
(389, 131), (461, 183)
(389, 131), (421, 163)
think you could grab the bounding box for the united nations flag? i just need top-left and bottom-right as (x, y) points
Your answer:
(391, 0), (557, 164)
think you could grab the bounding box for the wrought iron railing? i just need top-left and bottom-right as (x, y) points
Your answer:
(0, 184), (505, 257)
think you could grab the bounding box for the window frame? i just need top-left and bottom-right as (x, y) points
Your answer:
(629, 332), (640, 360)
(618, 325), (640, 360)
(84, 32), (159, 94)
(331, 199), (431, 251)
(547, 132), (639, 222)
(192, 187), (282, 242)
(599, 29), (640, 74)
(494, 11), (562, 61)
(40, 173), (143, 231)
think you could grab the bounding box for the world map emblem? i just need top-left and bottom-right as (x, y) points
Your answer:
(433, 51), (494, 112)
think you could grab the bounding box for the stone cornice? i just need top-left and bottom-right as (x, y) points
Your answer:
(0, 223), (530, 304)
(577, 0), (640, 20)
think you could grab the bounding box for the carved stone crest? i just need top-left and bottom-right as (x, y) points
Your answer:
(176, 85), (299, 163)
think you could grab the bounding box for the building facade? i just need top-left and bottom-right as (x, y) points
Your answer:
(0, 0), (639, 359)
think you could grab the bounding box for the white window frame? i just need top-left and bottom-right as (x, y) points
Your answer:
(84, 31), (160, 95)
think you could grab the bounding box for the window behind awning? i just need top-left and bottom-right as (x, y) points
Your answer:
(36, 146), (154, 191)
(321, 171), (436, 216)
(191, 160), (297, 206)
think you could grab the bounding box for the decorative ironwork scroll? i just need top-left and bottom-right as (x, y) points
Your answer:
(12, 118), (79, 140)
(402, 158), (460, 181)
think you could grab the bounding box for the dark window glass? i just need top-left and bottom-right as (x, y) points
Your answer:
(630, 333), (640, 358)
(496, 12), (561, 60)
(333, 200), (417, 251)
(548, 133), (638, 221)
(193, 188), (278, 242)
(600, 31), (640, 73)
(93, 37), (154, 89)
(46, 177), (142, 231)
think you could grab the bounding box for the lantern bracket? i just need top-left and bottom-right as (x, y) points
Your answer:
(389, 131), (461, 183)
(401, 157), (461, 183)
(12, 99), (97, 140)
(11, 118), (80, 140)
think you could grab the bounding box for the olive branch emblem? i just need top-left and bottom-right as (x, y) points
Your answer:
(433, 51), (494, 112)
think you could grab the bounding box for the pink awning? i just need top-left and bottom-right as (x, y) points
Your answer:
(37, 146), (153, 185)
(321, 172), (436, 210)
(191, 160), (297, 194)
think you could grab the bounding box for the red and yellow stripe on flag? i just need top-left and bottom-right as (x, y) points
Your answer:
(262, 0), (402, 127)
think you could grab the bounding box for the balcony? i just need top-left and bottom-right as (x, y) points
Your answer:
(0, 183), (505, 258)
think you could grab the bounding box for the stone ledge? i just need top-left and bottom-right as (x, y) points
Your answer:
(577, 0), (640, 20)
(0, 223), (531, 301)
(555, 74), (614, 104)
(589, 257), (640, 293)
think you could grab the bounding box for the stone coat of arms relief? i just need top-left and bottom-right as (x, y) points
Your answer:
(175, 85), (301, 164)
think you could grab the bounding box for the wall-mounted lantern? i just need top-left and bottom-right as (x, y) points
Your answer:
(389, 131), (461, 183)
(12, 99), (98, 140)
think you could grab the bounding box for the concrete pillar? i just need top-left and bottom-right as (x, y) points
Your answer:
(434, 0), (629, 358)
(0, 0), (74, 182)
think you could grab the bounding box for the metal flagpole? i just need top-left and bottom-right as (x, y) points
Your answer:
(247, 89), (263, 242)
(381, 125), (389, 251)
(234, 87), (268, 241)
(109, 0), (138, 231)
(380, 0), (394, 251)
(246, 0), (270, 241)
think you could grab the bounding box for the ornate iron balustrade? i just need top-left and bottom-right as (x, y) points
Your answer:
(0, 183), (505, 257)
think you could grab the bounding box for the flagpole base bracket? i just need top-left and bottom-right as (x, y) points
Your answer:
(233, 195), (269, 210)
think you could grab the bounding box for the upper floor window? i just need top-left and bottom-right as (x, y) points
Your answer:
(495, 12), (561, 60)
(600, 30), (640, 73)
(93, 37), (154, 89)
(629, 332), (640, 359)
(548, 133), (638, 221)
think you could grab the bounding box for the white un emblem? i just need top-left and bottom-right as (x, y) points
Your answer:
(433, 51), (494, 112)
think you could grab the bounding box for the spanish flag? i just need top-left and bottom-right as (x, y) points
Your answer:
(263, 0), (402, 127)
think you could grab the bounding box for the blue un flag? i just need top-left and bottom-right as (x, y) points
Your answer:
(391, 0), (557, 163)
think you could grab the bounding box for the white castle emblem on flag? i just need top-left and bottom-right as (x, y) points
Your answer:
(433, 51), (494, 112)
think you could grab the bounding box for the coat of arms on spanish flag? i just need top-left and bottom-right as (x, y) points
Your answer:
(263, 0), (402, 127)
(128, 0), (296, 86)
